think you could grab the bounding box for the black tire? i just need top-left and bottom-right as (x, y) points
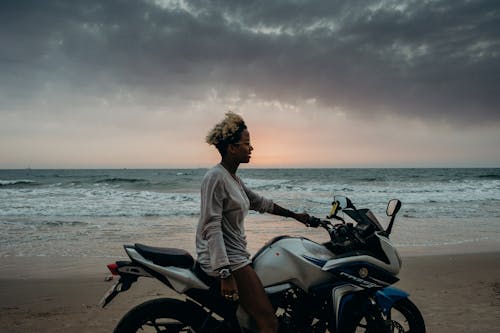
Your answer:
(113, 298), (210, 333)
(351, 298), (425, 333)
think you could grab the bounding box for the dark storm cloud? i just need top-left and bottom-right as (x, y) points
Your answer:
(1, 0), (499, 124)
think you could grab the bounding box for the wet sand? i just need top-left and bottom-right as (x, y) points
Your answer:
(0, 250), (499, 332)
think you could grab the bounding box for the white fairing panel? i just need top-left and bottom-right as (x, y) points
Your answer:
(253, 237), (334, 291)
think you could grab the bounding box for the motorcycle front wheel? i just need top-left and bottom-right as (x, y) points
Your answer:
(352, 298), (425, 333)
(113, 298), (209, 333)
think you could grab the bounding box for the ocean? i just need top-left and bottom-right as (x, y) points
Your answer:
(1, 168), (499, 258)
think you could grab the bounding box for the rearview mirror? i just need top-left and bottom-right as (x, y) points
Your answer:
(386, 199), (401, 216)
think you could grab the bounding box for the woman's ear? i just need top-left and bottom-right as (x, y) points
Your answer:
(227, 143), (236, 155)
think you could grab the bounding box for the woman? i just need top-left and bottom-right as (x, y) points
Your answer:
(196, 112), (311, 333)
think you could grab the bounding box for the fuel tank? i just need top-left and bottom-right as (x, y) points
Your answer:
(253, 236), (335, 291)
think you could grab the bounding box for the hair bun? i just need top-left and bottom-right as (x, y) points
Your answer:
(206, 112), (246, 146)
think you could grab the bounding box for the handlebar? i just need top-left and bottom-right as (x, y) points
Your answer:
(305, 216), (322, 228)
(304, 196), (399, 253)
(307, 215), (366, 251)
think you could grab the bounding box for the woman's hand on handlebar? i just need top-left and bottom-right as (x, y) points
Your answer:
(291, 212), (323, 228)
(305, 215), (322, 228)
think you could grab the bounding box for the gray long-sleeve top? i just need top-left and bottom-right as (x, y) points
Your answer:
(196, 164), (274, 275)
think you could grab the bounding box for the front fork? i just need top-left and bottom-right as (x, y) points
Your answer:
(362, 297), (394, 332)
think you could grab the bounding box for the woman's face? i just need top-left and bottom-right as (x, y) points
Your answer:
(231, 129), (253, 163)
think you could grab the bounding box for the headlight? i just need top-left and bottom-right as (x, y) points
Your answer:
(358, 267), (369, 278)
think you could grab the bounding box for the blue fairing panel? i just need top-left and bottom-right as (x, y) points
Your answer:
(376, 286), (409, 315)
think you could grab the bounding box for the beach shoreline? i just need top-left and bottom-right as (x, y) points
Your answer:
(1, 237), (499, 279)
(1, 243), (499, 332)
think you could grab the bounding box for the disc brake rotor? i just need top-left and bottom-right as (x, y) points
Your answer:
(390, 320), (405, 333)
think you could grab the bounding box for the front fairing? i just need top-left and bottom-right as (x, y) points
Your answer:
(323, 232), (402, 277)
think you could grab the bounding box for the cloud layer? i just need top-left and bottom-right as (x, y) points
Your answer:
(2, 0), (499, 125)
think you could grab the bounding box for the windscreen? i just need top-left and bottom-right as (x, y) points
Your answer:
(343, 208), (385, 231)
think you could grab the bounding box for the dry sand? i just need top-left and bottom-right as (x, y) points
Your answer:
(0, 251), (499, 332)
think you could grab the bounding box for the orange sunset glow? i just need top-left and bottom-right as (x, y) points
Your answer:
(1, 1), (499, 168)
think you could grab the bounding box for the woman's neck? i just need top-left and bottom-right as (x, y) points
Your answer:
(220, 160), (239, 176)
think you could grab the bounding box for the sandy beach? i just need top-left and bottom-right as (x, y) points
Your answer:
(0, 246), (499, 332)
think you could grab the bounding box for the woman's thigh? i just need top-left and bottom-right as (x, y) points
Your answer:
(232, 265), (275, 319)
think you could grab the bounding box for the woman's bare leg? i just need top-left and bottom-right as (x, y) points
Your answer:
(232, 265), (278, 333)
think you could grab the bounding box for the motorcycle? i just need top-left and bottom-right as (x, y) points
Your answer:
(101, 196), (425, 332)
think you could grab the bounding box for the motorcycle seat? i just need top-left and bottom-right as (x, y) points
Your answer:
(134, 243), (194, 268)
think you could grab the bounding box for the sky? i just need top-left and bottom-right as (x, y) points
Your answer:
(1, 0), (499, 168)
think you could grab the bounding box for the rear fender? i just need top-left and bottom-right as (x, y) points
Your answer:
(375, 286), (409, 315)
(100, 274), (139, 308)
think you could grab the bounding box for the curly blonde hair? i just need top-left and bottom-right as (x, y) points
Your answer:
(206, 111), (247, 155)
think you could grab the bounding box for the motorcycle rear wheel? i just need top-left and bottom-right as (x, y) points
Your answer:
(352, 298), (425, 333)
(113, 298), (208, 333)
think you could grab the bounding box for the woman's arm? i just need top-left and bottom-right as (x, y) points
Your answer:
(240, 179), (310, 224)
(199, 175), (231, 271)
(271, 203), (310, 224)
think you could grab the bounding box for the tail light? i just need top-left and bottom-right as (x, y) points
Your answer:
(107, 263), (119, 275)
